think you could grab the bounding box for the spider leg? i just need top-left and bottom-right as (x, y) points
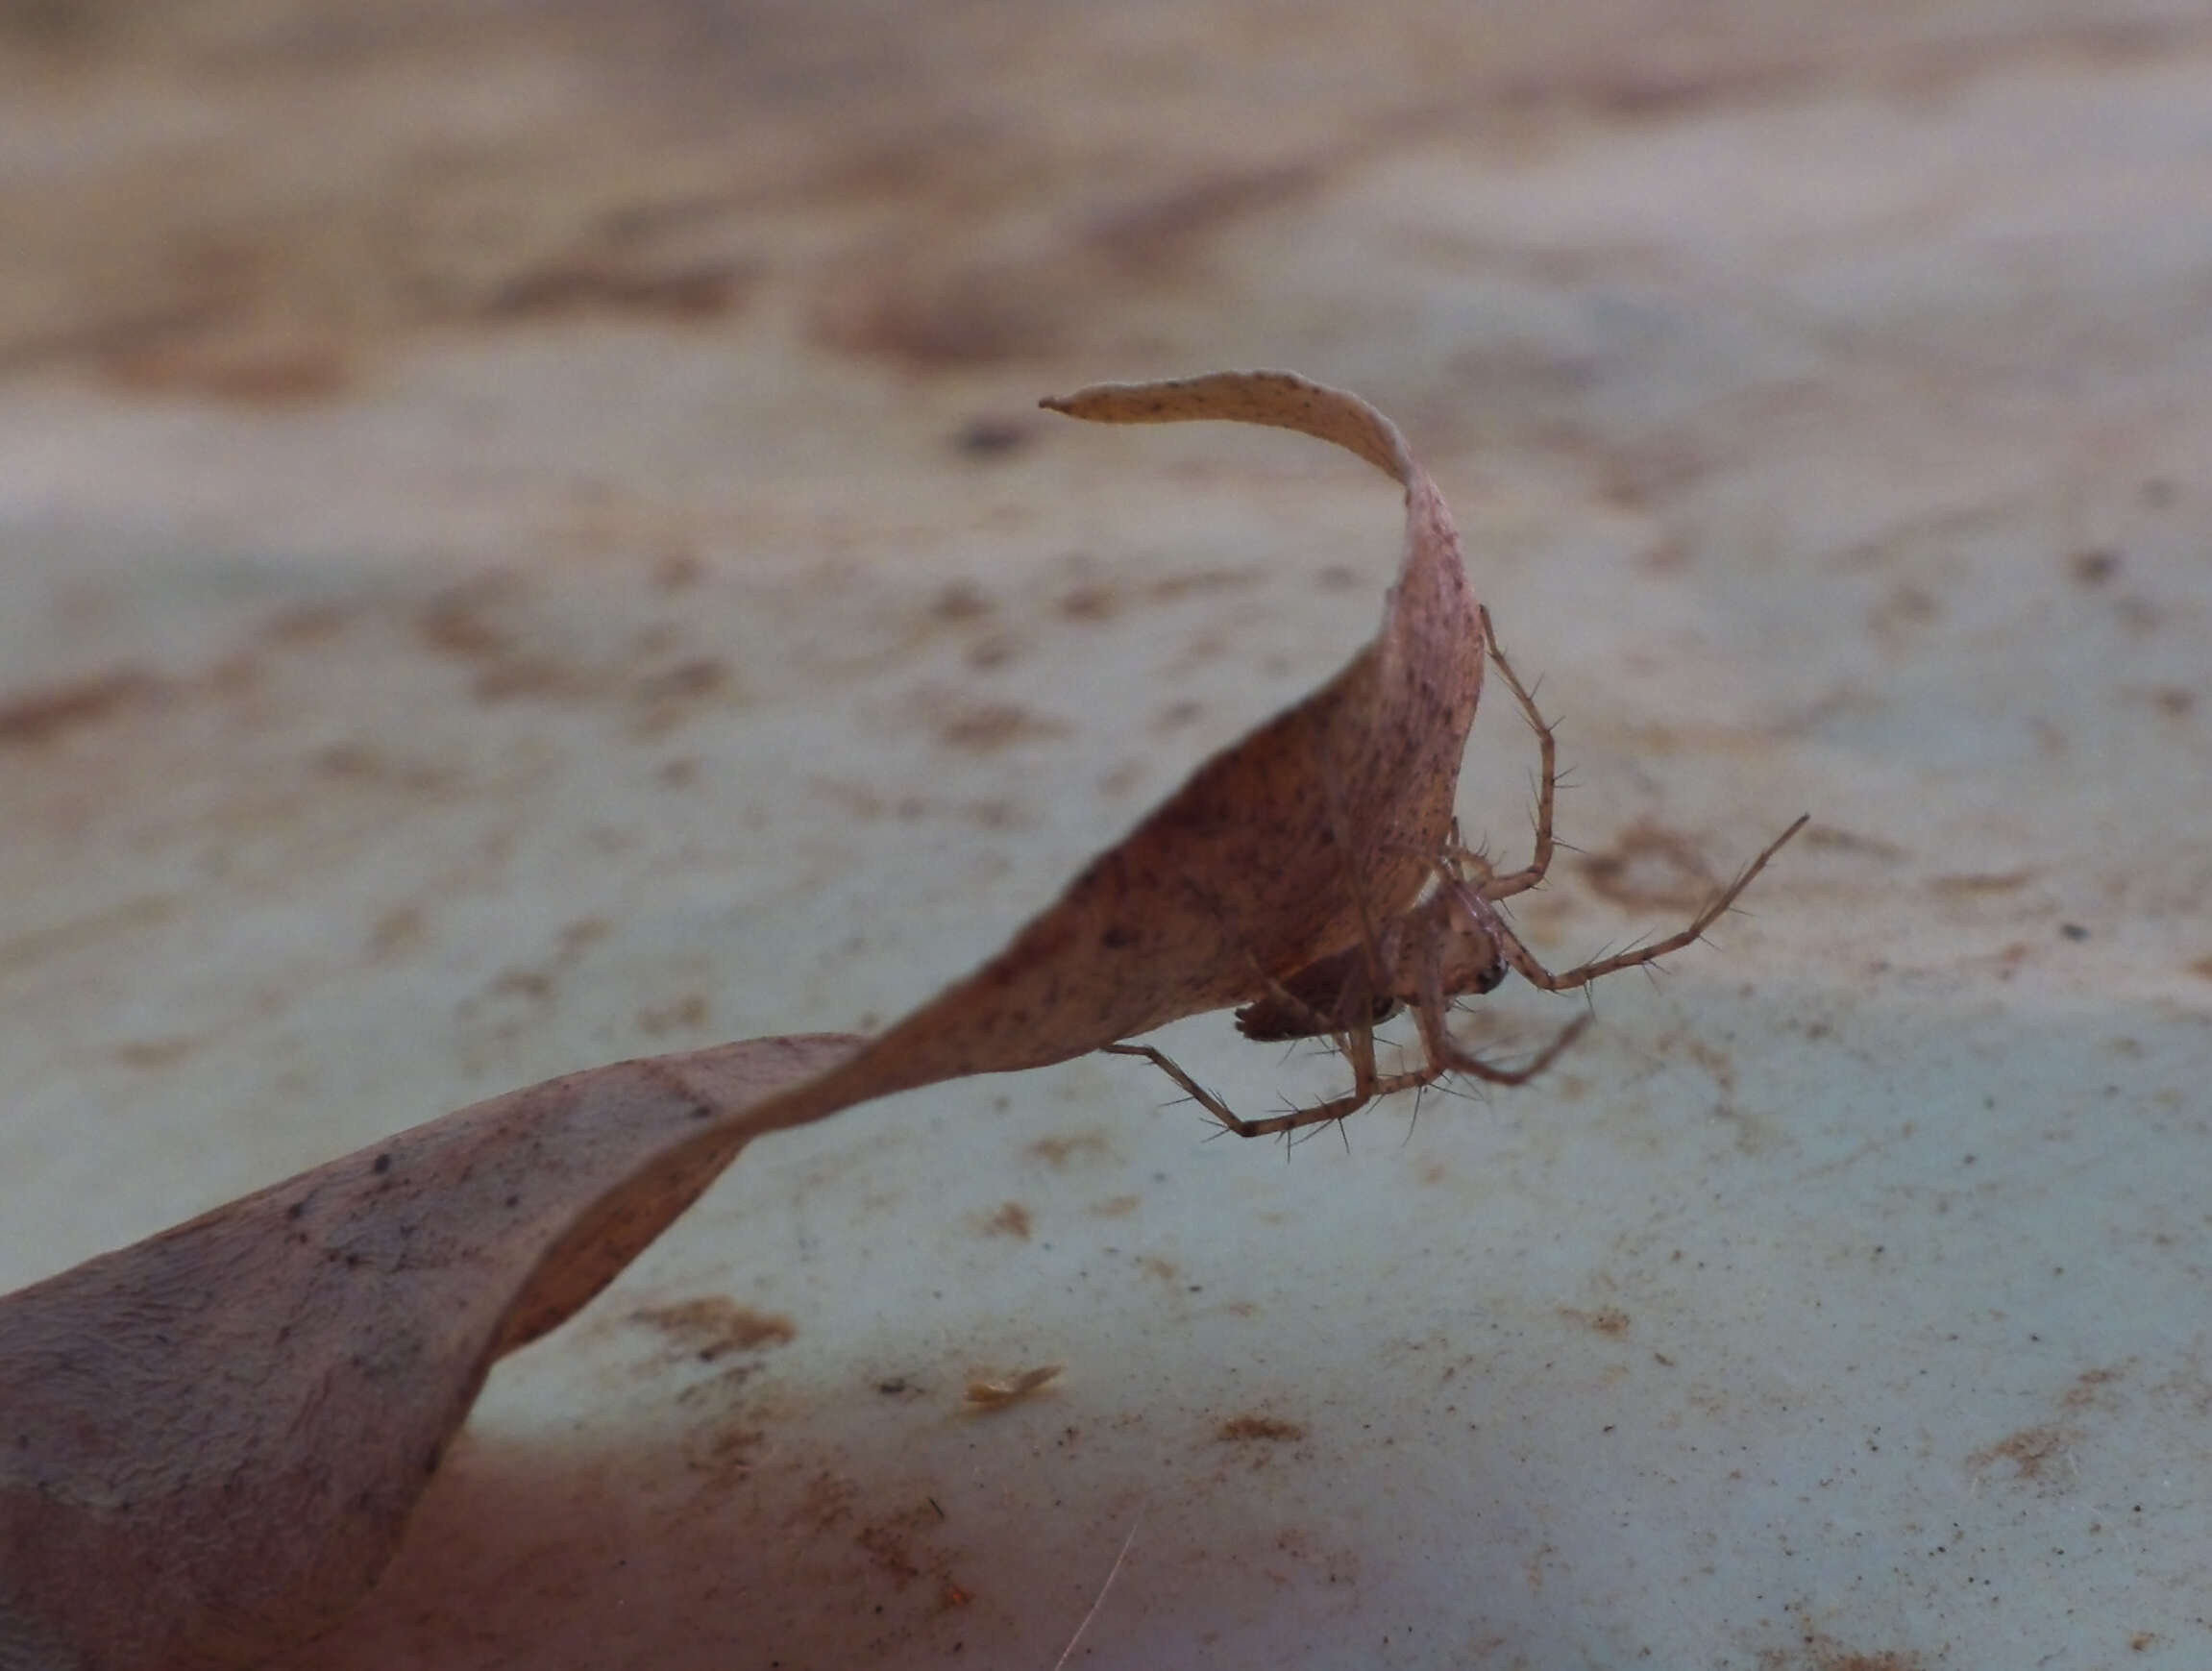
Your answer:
(1490, 815), (1807, 992)
(1472, 605), (1560, 903)
(1403, 908), (1591, 1085)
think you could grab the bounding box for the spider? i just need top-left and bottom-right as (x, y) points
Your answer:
(1105, 611), (1806, 1139)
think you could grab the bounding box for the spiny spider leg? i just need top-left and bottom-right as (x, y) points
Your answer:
(1196, 917), (1589, 1140)
(1408, 925), (1591, 1085)
(1107, 878), (1409, 1139)
(1470, 604), (1558, 903)
(1098, 1043), (1244, 1131)
(1101, 1037), (1433, 1140)
(1463, 813), (1808, 995)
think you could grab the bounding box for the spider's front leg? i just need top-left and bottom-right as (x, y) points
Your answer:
(1483, 814), (1808, 995)
(1100, 1027), (1435, 1141)
(1109, 913), (1420, 1138)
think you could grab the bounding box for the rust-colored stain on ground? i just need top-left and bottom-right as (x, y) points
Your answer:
(2061, 1364), (2126, 1411)
(1083, 161), (1324, 271)
(366, 905), (428, 961)
(1799, 824), (1909, 860)
(635, 995), (710, 1036)
(2143, 684), (2195, 716)
(409, 582), (738, 729)
(1057, 581), (1118, 623)
(932, 700), (1069, 753)
(310, 741), (458, 797)
(1579, 822), (1717, 912)
(1560, 1306), (1632, 1337)
(929, 580), (995, 622)
(2070, 548), (2121, 585)
(1217, 1414), (1305, 1443)
(104, 331), (353, 405)
(1685, 1037), (1736, 1094)
(1757, 1632), (1925, 1671)
(485, 918), (612, 1007)
(840, 1498), (972, 1612)
(1969, 1422), (2072, 1481)
(684, 1421), (766, 1483)
(1928, 870), (2037, 896)
(0, 671), (160, 748)
(788, 1469), (859, 1536)
(417, 586), (587, 706)
(479, 258), (755, 323)
(808, 256), (1063, 369)
(1026, 1130), (1110, 1168)
(976, 1201), (1032, 1240)
(854, 1524), (922, 1585)
(631, 1297), (798, 1362)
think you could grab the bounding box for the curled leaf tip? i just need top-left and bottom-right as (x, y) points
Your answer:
(1041, 369), (1414, 484)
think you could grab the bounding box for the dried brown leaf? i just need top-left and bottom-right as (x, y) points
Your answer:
(0, 1035), (862, 1670)
(0, 371), (1485, 1668)
(732, 370), (1486, 1127)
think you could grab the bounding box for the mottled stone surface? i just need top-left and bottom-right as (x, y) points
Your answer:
(1, 5), (2207, 1667)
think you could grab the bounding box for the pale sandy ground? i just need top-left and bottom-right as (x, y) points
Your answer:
(2, 4), (2210, 1667)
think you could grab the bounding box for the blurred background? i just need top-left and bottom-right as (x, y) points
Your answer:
(3, 3), (2209, 1667)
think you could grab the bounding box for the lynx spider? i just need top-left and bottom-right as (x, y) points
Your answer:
(1105, 608), (1806, 1140)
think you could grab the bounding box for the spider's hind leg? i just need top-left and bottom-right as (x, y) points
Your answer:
(1470, 605), (1561, 905)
